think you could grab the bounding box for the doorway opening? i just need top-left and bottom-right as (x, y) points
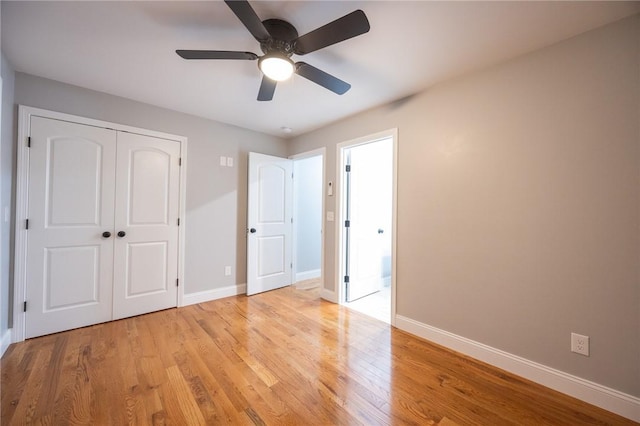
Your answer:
(337, 130), (397, 325)
(291, 149), (325, 291)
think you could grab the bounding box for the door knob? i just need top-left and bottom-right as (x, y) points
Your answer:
(378, 229), (384, 234)
(249, 228), (256, 233)
(102, 231), (111, 238)
(117, 231), (126, 238)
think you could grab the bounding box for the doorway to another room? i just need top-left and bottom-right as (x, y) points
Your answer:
(337, 130), (397, 325)
(292, 150), (324, 290)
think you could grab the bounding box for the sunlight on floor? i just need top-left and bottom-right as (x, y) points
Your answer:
(344, 286), (391, 324)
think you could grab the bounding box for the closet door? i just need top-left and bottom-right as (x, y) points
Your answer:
(25, 117), (116, 338)
(112, 132), (180, 320)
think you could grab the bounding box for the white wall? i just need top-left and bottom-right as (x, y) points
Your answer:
(288, 15), (640, 398)
(1, 54), (15, 341)
(293, 155), (322, 280)
(11, 73), (288, 298)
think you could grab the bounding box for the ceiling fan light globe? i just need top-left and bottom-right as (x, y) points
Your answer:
(259, 56), (294, 81)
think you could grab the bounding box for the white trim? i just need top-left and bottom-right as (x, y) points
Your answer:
(1, 329), (11, 357)
(395, 315), (640, 422)
(176, 124), (188, 308)
(320, 288), (337, 303)
(335, 129), (398, 326)
(13, 105), (188, 342)
(182, 284), (247, 307)
(295, 269), (321, 282)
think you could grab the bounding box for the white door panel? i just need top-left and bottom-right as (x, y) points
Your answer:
(345, 140), (393, 302)
(112, 132), (180, 320)
(247, 152), (292, 295)
(26, 117), (116, 338)
(45, 245), (100, 309)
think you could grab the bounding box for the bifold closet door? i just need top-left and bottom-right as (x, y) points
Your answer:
(26, 117), (116, 338)
(112, 132), (180, 320)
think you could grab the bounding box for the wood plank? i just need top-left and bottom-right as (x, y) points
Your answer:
(2, 286), (636, 425)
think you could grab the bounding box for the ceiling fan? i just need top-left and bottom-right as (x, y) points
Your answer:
(176, 0), (370, 101)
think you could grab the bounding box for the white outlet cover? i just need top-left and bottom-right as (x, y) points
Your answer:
(224, 266), (232, 276)
(326, 211), (334, 221)
(571, 332), (590, 356)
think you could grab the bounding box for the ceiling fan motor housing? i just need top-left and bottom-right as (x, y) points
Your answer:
(260, 19), (299, 57)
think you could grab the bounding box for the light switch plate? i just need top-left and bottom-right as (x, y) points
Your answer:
(220, 156), (227, 166)
(227, 157), (234, 167)
(326, 211), (334, 221)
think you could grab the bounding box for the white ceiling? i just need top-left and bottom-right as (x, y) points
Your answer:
(2, 1), (639, 138)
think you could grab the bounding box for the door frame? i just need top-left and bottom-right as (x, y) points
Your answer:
(289, 148), (326, 290)
(13, 105), (188, 343)
(335, 129), (398, 326)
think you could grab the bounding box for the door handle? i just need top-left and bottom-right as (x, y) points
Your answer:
(117, 231), (126, 238)
(249, 228), (256, 233)
(102, 231), (112, 238)
(378, 229), (384, 234)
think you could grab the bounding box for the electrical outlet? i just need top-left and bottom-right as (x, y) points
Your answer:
(571, 333), (589, 356)
(224, 266), (232, 276)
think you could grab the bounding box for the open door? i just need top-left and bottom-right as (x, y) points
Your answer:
(344, 139), (393, 302)
(247, 152), (293, 296)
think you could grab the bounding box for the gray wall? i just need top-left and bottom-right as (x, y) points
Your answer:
(293, 155), (322, 277)
(1, 54), (15, 335)
(13, 73), (288, 295)
(288, 15), (640, 397)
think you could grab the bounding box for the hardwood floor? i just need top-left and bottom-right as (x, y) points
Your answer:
(1, 286), (635, 425)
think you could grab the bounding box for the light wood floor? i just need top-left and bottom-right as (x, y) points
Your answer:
(1, 286), (635, 425)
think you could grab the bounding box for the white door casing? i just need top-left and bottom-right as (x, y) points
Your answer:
(335, 128), (398, 324)
(14, 106), (187, 341)
(112, 132), (181, 320)
(247, 152), (293, 296)
(26, 117), (117, 338)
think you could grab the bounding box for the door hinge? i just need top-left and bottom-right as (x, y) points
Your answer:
(25, 219), (29, 230)
(344, 220), (350, 228)
(345, 164), (351, 172)
(177, 218), (180, 226)
(344, 275), (350, 283)
(176, 278), (179, 287)
(27, 137), (31, 148)
(291, 217), (293, 224)
(179, 158), (182, 166)
(290, 263), (293, 269)
(23, 301), (27, 312)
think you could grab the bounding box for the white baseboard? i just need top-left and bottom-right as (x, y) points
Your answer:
(181, 284), (247, 307)
(1, 328), (12, 358)
(395, 315), (640, 422)
(320, 288), (337, 303)
(295, 269), (321, 282)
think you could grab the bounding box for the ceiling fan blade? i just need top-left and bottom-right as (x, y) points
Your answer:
(295, 62), (350, 95)
(294, 10), (370, 55)
(224, 0), (271, 42)
(257, 76), (277, 101)
(176, 50), (258, 60)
